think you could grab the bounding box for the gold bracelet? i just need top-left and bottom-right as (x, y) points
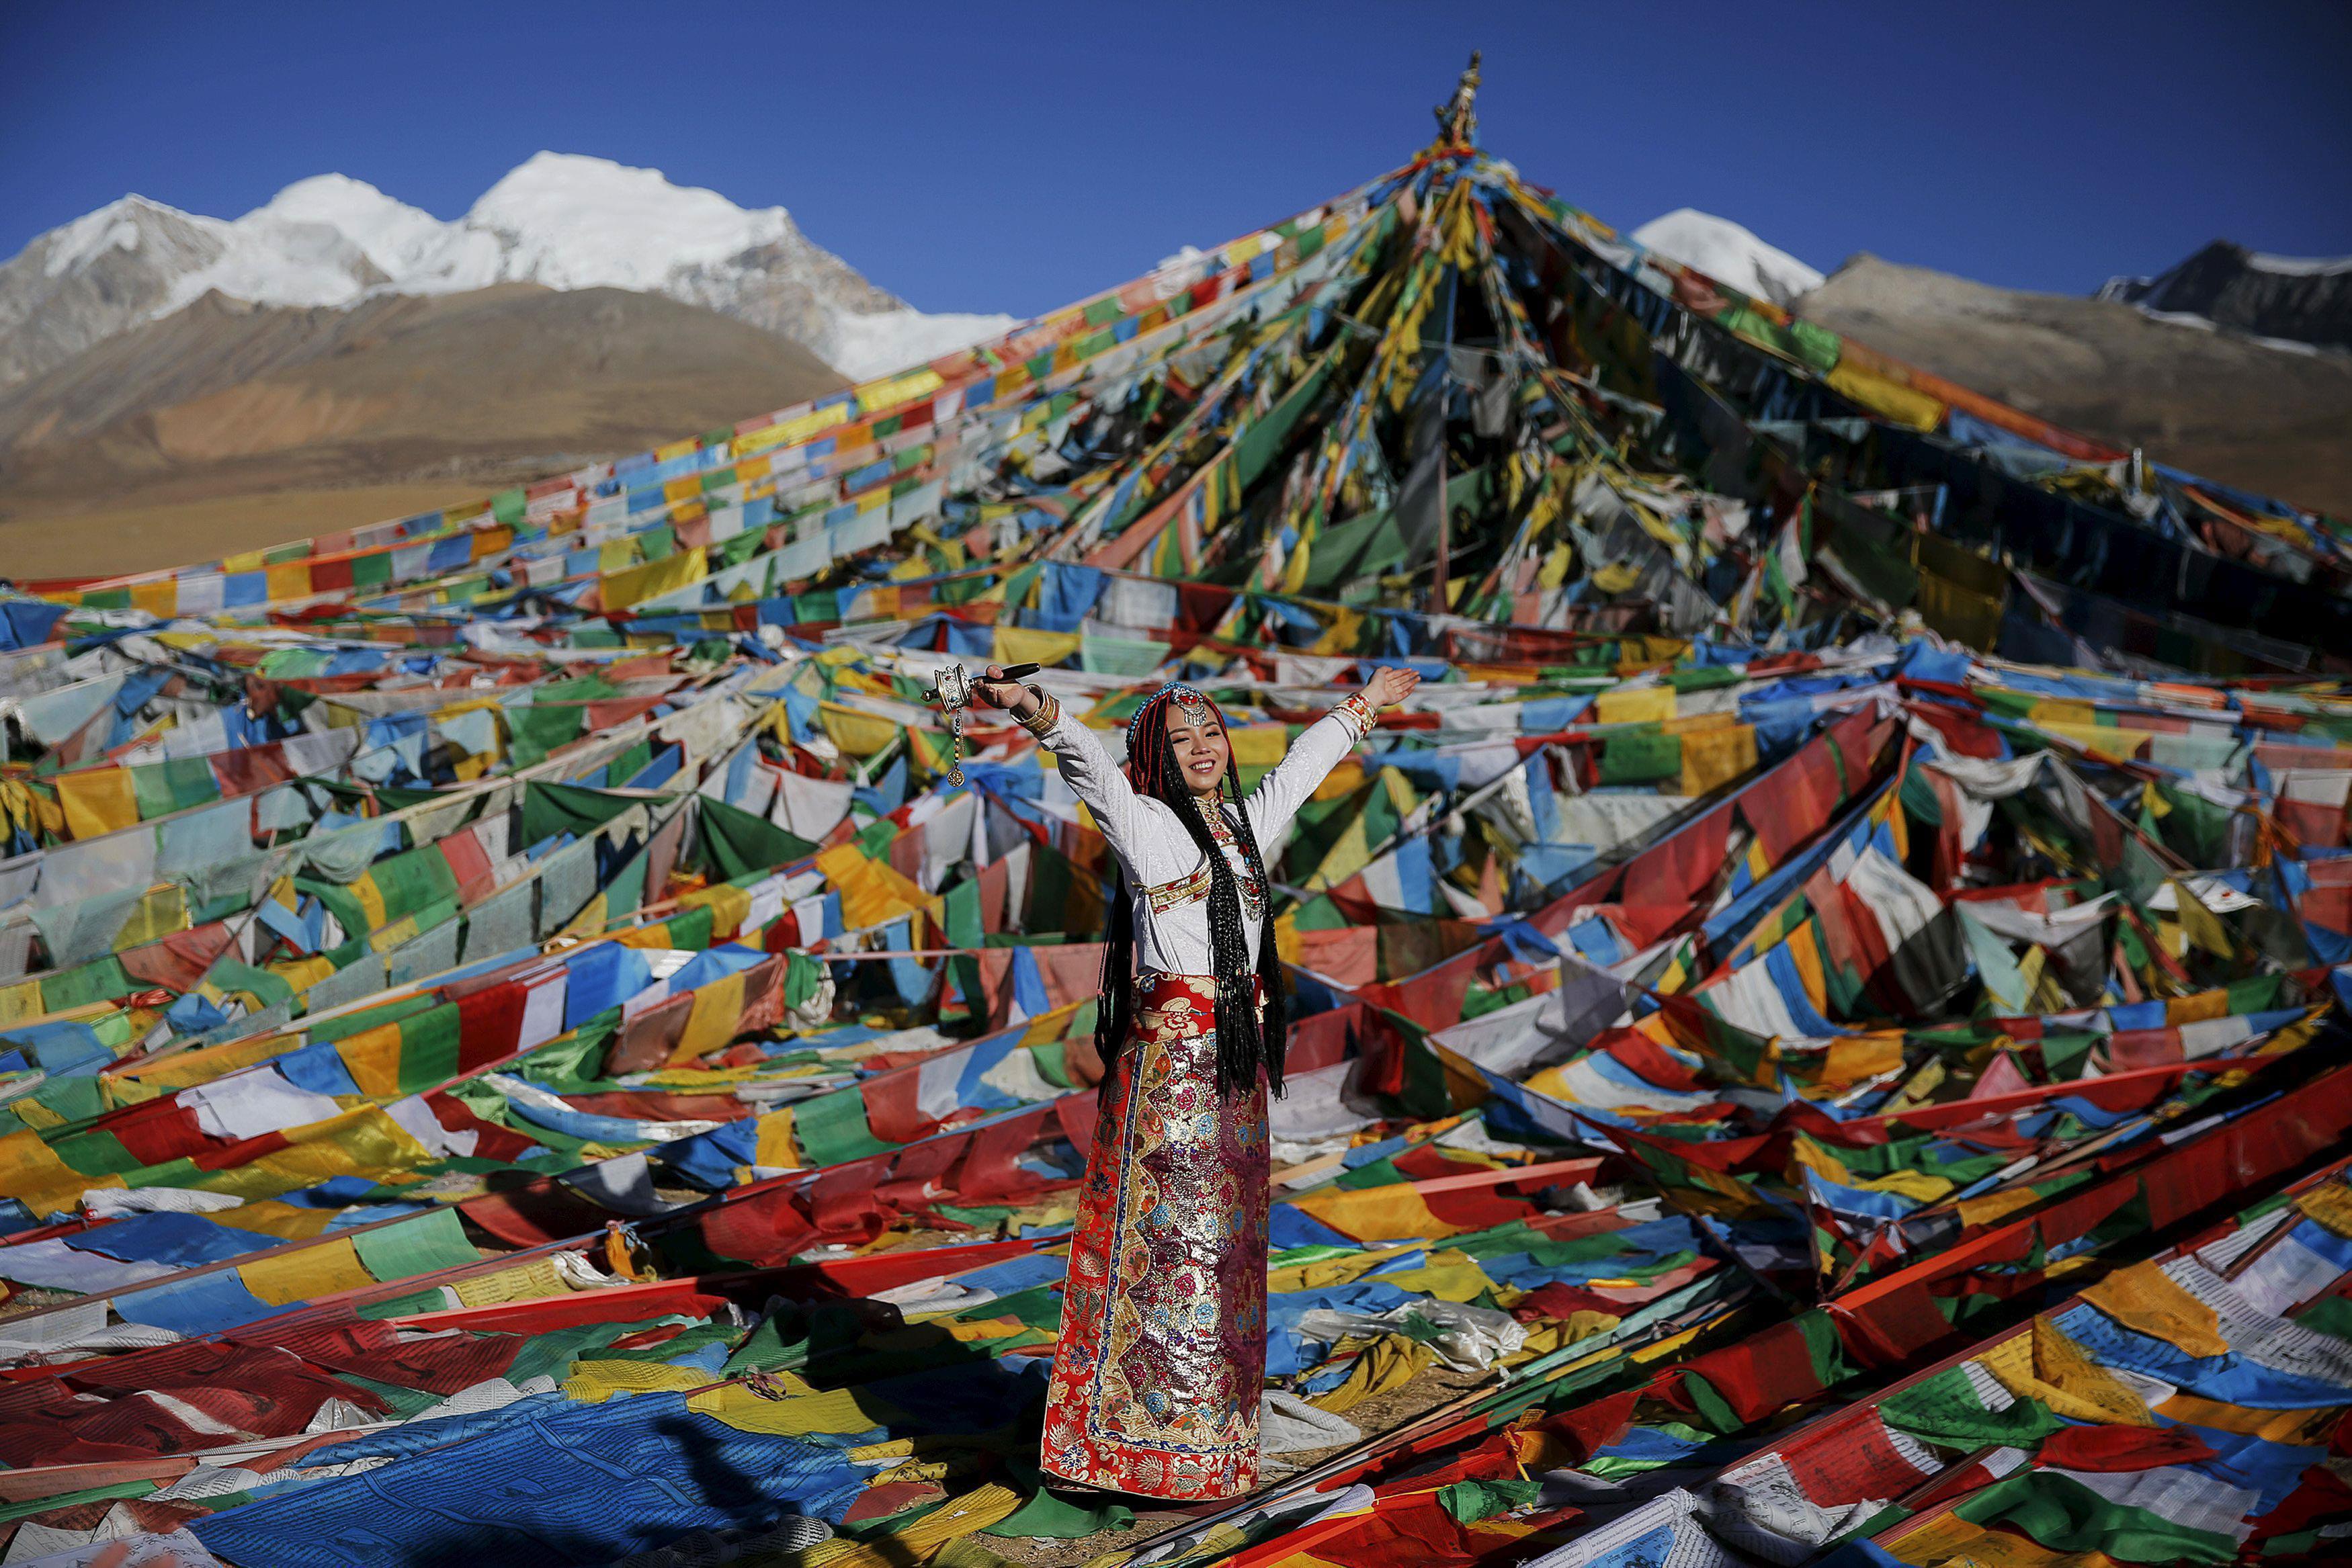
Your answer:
(1333, 690), (1378, 742)
(1016, 689), (1060, 735)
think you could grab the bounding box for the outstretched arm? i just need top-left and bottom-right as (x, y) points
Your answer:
(972, 664), (1160, 878)
(1244, 666), (1421, 842)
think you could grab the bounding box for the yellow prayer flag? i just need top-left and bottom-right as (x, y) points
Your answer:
(265, 562), (314, 603)
(681, 881), (753, 941)
(1979, 1314), (2158, 1428)
(1678, 723), (1757, 797)
(261, 956), (333, 1000)
(1956, 1185), (2046, 1229)
(208, 1200), (339, 1241)
(1824, 361), (1944, 430)
(991, 627), (1082, 670)
(817, 703), (903, 759)
(857, 367), (944, 415)
(689, 1377), (907, 1438)
(1594, 686), (1676, 726)
(601, 546), (709, 611)
(753, 1106), (802, 1170)
(2039, 719), (2150, 760)
(2296, 1181), (2352, 1239)
(239, 1235), (376, 1305)
(1288, 1182), (1448, 1242)
(56, 769), (142, 840)
(2080, 1260), (2228, 1358)
(667, 971), (749, 1068)
(335, 1022), (411, 1099)
(114, 1029), (302, 1095)
(192, 1106), (433, 1202)
(814, 842), (934, 930)
(1818, 1029), (1906, 1085)
(1311, 760), (1366, 801)
(451, 1257), (568, 1307)
(1360, 1247), (1492, 1302)
(2171, 880), (2234, 957)
(0, 1127), (126, 1218)
(2166, 986), (2232, 1025)
(1878, 1514), (2097, 1568)
(112, 886), (189, 951)
(1309, 608), (1364, 657)
(1309, 1334), (1438, 1414)
(1589, 560), (1643, 595)
(566, 1358), (712, 1403)
(2156, 1393), (2341, 1444)
(1226, 724), (1290, 771)
(1783, 920), (1830, 1010)
(735, 402), (849, 457)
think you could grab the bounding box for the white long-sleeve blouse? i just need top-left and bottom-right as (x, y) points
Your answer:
(1027, 691), (1378, 976)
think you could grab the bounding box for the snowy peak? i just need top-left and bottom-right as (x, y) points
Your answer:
(451, 153), (799, 292)
(0, 156), (1017, 389)
(0, 196), (236, 388)
(38, 195), (210, 278)
(1630, 208), (1827, 309)
(250, 175), (447, 279)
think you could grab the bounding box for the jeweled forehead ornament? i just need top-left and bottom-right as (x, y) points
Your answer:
(1137, 682), (1216, 735)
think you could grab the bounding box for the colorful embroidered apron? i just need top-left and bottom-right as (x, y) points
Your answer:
(1039, 971), (1268, 1499)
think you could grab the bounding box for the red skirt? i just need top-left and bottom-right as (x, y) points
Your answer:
(1038, 971), (1269, 1499)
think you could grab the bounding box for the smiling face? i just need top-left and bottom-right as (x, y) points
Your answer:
(1163, 711), (1232, 797)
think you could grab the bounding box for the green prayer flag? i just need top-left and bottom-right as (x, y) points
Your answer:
(521, 781), (641, 850)
(1599, 729), (1682, 785)
(791, 1085), (896, 1166)
(980, 1485), (1133, 1540)
(351, 1205), (480, 1282)
(698, 795), (816, 882)
(1953, 1469), (2240, 1565)
(1880, 1363), (2064, 1449)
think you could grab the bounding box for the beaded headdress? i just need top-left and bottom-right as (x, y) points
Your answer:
(1127, 682), (1218, 740)
(1124, 682), (1230, 795)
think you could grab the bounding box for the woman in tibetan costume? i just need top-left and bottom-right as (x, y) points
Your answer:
(971, 664), (1420, 1501)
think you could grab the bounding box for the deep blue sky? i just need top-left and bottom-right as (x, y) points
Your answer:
(4, 1), (2346, 319)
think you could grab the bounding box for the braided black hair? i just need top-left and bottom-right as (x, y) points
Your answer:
(1091, 699), (1290, 1099)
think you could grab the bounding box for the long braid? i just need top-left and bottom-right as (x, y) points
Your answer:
(1091, 695), (1172, 1080)
(1160, 728), (1265, 1100)
(1091, 879), (1136, 1077)
(1223, 766), (1290, 1096)
(1088, 690), (1290, 1099)
(1091, 695), (1163, 1077)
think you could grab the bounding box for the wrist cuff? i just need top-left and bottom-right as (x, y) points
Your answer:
(1332, 690), (1378, 742)
(1017, 689), (1061, 736)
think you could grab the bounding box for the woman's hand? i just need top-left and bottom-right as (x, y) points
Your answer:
(972, 664), (1043, 720)
(1360, 666), (1422, 710)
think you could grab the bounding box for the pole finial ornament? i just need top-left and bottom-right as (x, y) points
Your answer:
(1435, 51), (1482, 147)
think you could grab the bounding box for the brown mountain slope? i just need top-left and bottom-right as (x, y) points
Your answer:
(0, 284), (844, 577)
(1797, 255), (2352, 517)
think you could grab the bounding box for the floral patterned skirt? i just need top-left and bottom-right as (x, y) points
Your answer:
(1039, 971), (1268, 1501)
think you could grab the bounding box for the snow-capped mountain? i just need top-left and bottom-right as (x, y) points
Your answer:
(0, 154), (1015, 389)
(1630, 208), (1827, 309)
